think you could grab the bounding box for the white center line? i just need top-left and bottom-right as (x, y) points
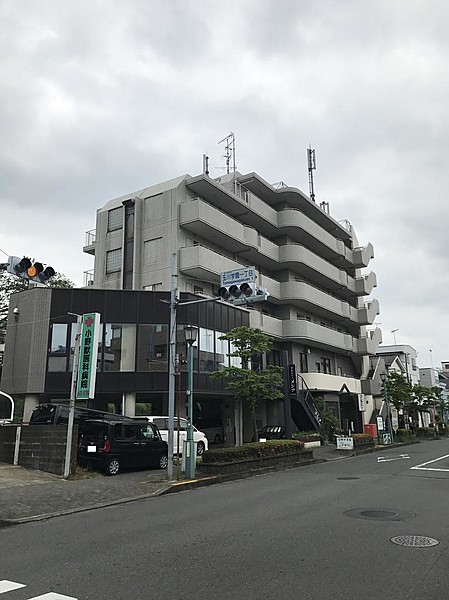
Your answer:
(0, 580), (26, 594)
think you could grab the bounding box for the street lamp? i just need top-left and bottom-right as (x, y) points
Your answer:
(184, 325), (198, 479)
(380, 372), (394, 444)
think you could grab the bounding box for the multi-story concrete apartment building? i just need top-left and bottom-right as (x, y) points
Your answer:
(82, 169), (381, 434)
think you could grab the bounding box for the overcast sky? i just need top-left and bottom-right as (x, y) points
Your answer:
(1, 0), (448, 369)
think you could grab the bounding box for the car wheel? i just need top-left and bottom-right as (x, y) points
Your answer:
(105, 457), (120, 476)
(214, 434), (222, 444)
(196, 441), (205, 456)
(159, 454), (168, 469)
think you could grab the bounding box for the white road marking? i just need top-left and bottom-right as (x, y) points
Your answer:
(0, 580), (26, 594)
(378, 454), (410, 463)
(28, 594), (77, 600)
(411, 453), (449, 472)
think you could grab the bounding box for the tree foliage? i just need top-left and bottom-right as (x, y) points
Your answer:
(211, 327), (284, 441)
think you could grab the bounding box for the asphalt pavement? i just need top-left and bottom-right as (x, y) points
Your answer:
(0, 443), (394, 525)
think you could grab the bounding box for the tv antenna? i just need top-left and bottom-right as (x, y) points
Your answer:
(307, 146), (316, 202)
(218, 132), (236, 174)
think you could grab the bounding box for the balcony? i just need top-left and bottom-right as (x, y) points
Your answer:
(298, 372), (362, 394)
(179, 245), (242, 282)
(357, 298), (380, 325)
(83, 269), (94, 287)
(355, 272), (377, 296)
(355, 327), (382, 355)
(83, 229), (96, 255)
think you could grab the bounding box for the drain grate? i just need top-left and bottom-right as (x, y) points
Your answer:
(391, 535), (439, 548)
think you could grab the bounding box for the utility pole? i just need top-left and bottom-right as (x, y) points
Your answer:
(167, 253), (178, 480)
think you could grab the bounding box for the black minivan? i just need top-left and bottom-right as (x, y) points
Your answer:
(78, 419), (168, 476)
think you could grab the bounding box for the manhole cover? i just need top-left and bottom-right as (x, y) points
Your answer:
(391, 535), (439, 548)
(345, 508), (414, 522)
(360, 510), (399, 519)
(338, 477), (359, 480)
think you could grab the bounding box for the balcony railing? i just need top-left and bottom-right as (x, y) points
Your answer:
(83, 270), (94, 287)
(85, 229), (96, 246)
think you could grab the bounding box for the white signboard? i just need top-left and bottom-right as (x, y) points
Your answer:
(357, 393), (366, 412)
(336, 436), (354, 450)
(220, 267), (256, 287)
(377, 416), (384, 432)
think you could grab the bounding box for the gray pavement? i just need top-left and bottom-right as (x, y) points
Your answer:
(0, 442), (401, 525)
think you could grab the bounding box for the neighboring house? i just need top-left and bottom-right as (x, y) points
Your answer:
(376, 345), (419, 385)
(82, 168), (380, 434)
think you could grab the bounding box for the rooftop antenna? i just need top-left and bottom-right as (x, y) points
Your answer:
(202, 154), (210, 176)
(218, 132), (236, 174)
(391, 329), (399, 345)
(307, 146), (316, 202)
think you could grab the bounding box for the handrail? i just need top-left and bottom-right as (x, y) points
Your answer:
(297, 374), (323, 430)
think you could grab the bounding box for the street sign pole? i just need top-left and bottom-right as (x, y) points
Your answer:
(63, 314), (82, 478)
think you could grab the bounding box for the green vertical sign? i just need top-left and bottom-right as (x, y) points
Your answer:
(76, 312), (100, 400)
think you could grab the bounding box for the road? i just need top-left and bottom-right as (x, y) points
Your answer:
(2, 439), (449, 600)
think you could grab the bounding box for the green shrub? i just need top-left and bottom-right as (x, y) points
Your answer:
(352, 433), (373, 446)
(202, 439), (305, 464)
(293, 431), (322, 442)
(396, 428), (414, 441)
(416, 427), (436, 438)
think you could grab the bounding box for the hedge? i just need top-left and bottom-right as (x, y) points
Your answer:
(352, 433), (373, 446)
(293, 431), (322, 442)
(201, 439), (305, 464)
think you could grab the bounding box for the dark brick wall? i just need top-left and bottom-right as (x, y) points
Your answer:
(0, 425), (78, 476)
(0, 425), (18, 463)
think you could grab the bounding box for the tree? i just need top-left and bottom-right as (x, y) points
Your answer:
(211, 326), (284, 442)
(410, 384), (439, 427)
(0, 271), (75, 377)
(383, 372), (413, 412)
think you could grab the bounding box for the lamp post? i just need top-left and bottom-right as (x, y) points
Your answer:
(380, 372), (393, 444)
(184, 325), (198, 479)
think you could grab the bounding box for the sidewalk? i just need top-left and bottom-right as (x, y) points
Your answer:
(0, 443), (386, 526)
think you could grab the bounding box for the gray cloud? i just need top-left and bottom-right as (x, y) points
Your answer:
(1, 0), (448, 365)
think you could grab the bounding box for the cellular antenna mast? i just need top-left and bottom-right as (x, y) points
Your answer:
(307, 146), (316, 203)
(218, 132), (236, 174)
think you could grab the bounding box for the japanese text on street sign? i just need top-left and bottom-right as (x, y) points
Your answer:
(220, 267), (256, 287)
(357, 393), (366, 412)
(76, 312), (100, 400)
(288, 364), (297, 395)
(336, 436), (354, 450)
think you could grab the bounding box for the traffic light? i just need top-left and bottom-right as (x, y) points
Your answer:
(5, 256), (56, 283)
(217, 282), (269, 305)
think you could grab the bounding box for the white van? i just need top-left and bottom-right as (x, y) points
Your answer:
(138, 416), (208, 456)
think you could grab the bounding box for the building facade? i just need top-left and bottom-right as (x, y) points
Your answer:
(82, 169), (381, 433)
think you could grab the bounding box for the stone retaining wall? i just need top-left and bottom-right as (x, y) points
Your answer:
(199, 449), (314, 476)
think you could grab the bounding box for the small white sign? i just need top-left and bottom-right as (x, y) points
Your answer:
(336, 436), (354, 450)
(87, 445), (97, 453)
(357, 393), (366, 412)
(377, 416), (384, 431)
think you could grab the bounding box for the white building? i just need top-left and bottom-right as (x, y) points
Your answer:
(83, 168), (381, 434)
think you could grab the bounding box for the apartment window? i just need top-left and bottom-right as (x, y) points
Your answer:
(321, 357), (331, 374)
(299, 353), (308, 373)
(144, 283), (162, 291)
(194, 285), (204, 294)
(315, 362), (321, 373)
(108, 207), (123, 232)
(106, 249), (122, 273)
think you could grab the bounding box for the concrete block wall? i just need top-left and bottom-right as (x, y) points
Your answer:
(0, 425), (78, 476)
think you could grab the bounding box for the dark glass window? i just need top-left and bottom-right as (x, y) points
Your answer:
(137, 325), (168, 371)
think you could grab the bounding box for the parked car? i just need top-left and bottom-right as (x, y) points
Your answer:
(136, 416), (208, 455)
(194, 418), (224, 444)
(78, 418), (168, 476)
(258, 426), (285, 440)
(29, 403), (131, 428)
